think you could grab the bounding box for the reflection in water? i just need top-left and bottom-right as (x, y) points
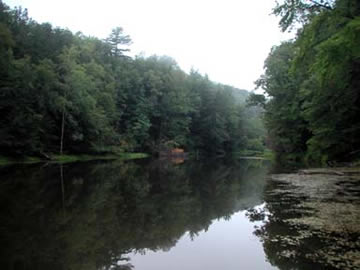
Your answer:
(248, 175), (360, 270)
(129, 210), (276, 270)
(0, 158), (270, 270)
(248, 181), (334, 270)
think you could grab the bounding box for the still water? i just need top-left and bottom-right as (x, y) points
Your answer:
(128, 208), (276, 270)
(0, 158), (330, 270)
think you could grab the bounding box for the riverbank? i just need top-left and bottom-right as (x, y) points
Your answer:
(232, 149), (274, 160)
(0, 152), (149, 166)
(262, 167), (360, 270)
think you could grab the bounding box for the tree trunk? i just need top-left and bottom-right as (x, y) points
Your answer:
(60, 108), (65, 155)
(60, 164), (66, 219)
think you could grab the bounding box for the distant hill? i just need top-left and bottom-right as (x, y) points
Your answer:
(231, 88), (250, 104)
(218, 83), (250, 104)
(226, 87), (264, 120)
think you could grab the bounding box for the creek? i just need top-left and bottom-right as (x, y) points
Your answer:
(0, 159), (358, 269)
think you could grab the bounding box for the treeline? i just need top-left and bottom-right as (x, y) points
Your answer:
(0, 1), (264, 157)
(248, 0), (360, 164)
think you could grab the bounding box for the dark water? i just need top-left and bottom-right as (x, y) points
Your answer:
(0, 158), (339, 270)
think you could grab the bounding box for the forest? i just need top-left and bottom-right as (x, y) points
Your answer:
(0, 1), (265, 158)
(248, 0), (360, 164)
(2, 0), (358, 164)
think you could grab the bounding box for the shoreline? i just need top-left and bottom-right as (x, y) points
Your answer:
(0, 153), (149, 166)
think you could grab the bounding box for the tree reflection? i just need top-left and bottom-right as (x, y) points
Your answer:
(246, 178), (352, 270)
(0, 158), (269, 270)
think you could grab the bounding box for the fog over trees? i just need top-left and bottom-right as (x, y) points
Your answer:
(0, 1), (265, 157)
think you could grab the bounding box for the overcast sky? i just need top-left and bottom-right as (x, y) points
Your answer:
(5, 0), (293, 90)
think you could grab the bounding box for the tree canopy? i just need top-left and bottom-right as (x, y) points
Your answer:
(0, 1), (265, 157)
(250, 0), (360, 164)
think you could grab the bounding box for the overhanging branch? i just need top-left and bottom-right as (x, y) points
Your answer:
(309, 0), (333, 10)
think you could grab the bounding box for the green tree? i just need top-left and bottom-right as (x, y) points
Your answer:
(255, 42), (310, 160)
(105, 27), (132, 57)
(273, 0), (334, 31)
(0, 1), (261, 157)
(256, 0), (360, 163)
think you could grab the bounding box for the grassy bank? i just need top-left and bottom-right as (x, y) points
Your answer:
(232, 149), (274, 160)
(0, 152), (149, 166)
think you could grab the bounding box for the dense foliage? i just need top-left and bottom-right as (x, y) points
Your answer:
(0, 1), (264, 157)
(249, 0), (360, 164)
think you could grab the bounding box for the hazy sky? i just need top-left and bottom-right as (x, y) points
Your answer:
(5, 0), (293, 90)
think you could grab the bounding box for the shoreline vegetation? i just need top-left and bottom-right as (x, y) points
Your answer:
(1, 0), (359, 167)
(0, 2), (266, 160)
(1, 147), (357, 167)
(0, 152), (149, 166)
(0, 148), (273, 166)
(247, 0), (360, 165)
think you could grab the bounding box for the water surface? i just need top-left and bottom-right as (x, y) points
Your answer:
(129, 208), (276, 270)
(0, 158), (278, 269)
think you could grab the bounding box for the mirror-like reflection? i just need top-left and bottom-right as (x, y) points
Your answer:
(0, 158), (271, 270)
